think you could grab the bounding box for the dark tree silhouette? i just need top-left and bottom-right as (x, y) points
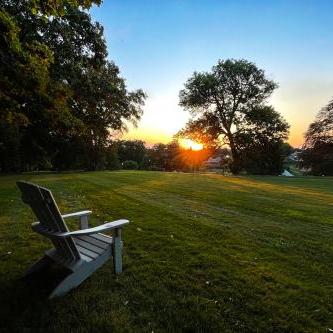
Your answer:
(0, 1), (146, 172)
(301, 98), (333, 175)
(179, 59), (289, 174)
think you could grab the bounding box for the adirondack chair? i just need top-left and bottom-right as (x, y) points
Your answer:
(17, 181), (129, 298)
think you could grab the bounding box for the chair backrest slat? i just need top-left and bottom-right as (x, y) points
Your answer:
(24, 190), (69, 261)
(17, 181), (80, 262)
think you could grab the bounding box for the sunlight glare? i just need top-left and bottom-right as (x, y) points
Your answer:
(180, 139), (203, 151)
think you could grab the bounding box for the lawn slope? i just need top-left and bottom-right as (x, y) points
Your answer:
(0, 171), (332, 332)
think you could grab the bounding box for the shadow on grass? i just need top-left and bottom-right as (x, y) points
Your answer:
(0, 264), (71, 330)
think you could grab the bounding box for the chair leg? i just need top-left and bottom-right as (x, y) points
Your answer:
(23, 255), (53, 278)
(49, 251), (111, 298)
(49, 270), (87, 299)
(113, 228), (123, 274)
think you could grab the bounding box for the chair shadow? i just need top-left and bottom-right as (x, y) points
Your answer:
(24, 263), (72, 293)
(0, 264), (72, 330)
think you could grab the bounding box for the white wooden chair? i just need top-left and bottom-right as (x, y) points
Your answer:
(17, 181), (129, 299)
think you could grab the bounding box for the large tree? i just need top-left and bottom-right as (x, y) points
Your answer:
(179, 59), (289, 173)
(0, 0), (101, 129)
(301, 98), (333, 175)
(0, 1), (72, 171)
(41, 7), (145, 170)
(0, 0), (146, 172)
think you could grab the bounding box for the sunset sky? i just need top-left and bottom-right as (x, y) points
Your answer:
(91, 0), (333, 148)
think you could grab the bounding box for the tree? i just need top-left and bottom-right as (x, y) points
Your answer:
(117, 140), (147, 168)
(300, 98), (333, 175)
(28, 0), (101, 16)
(105, 143), (121, 170)
(179, 59), (289, 173)
(146, 143), (169, 170)
(233, 105), (290, 174)
(146, 141), (187, 171)
(0, 2), (71, 171)
(240, 141), (287, 175)
(41, 7), (145, 170)
(280, 142), (294, 159)
(0, 1), (146, 172)
(145, 140), (211, 172)
(0, 0), (102, 126)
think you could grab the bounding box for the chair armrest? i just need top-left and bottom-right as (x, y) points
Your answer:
(32, 219), (129, 239)
(61, 210), (92, 219)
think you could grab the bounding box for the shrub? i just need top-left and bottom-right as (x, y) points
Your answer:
(122, 160), (139, 170)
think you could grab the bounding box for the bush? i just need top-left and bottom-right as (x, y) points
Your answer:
(122, 160), (139, 170)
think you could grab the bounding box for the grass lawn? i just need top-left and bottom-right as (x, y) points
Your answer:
(0, 171), (332, 332)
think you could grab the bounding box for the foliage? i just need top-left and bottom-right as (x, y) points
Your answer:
(280, 142), (294, 158)
(0, 1), (146, 172)
(122, 160), (139, 170)
(29, 0), (101, 16)
(105, 143), (121, 170)
(117, 140), (146, 168)
(241, 141), (287, 175)
(146, 141), (184, 171)
(0, 3), (71, 172)
(234, 105), (290, 174)
(301, 98), (333, 175)
(179, 59), (289, 174)
(145, 140), (211, 172)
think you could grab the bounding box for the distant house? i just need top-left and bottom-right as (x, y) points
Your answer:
(203, 156), (223, 168)
(287, 150), (303, 162)
(281, 169), (294, 176)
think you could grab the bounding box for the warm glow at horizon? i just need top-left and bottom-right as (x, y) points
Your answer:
(92, 1), (333, 150)
(179, 139), (204, 151)
(119, 83), (329, 149)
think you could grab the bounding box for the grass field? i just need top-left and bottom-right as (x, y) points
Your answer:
(0, 171), (332, 332)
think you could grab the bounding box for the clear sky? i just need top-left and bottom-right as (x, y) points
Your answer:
(91, 0), (333, 147)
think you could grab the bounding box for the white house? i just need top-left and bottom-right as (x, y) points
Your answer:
(203, 156), (223, 168)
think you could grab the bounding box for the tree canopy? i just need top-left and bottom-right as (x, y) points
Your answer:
(179, 59), (289, 174)
(301, 98), (333, 175)
(0, 0), (146, 172)
(117, 140), (147, 168)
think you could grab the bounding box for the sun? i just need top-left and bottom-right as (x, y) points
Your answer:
(179, 139), (203, 151)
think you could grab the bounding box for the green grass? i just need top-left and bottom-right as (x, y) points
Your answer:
(0, 171), (333, 332)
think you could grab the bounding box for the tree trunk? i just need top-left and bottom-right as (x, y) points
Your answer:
(228, 134), (242, 174)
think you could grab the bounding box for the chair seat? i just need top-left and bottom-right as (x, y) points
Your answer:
(74, 233), (113, 262)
